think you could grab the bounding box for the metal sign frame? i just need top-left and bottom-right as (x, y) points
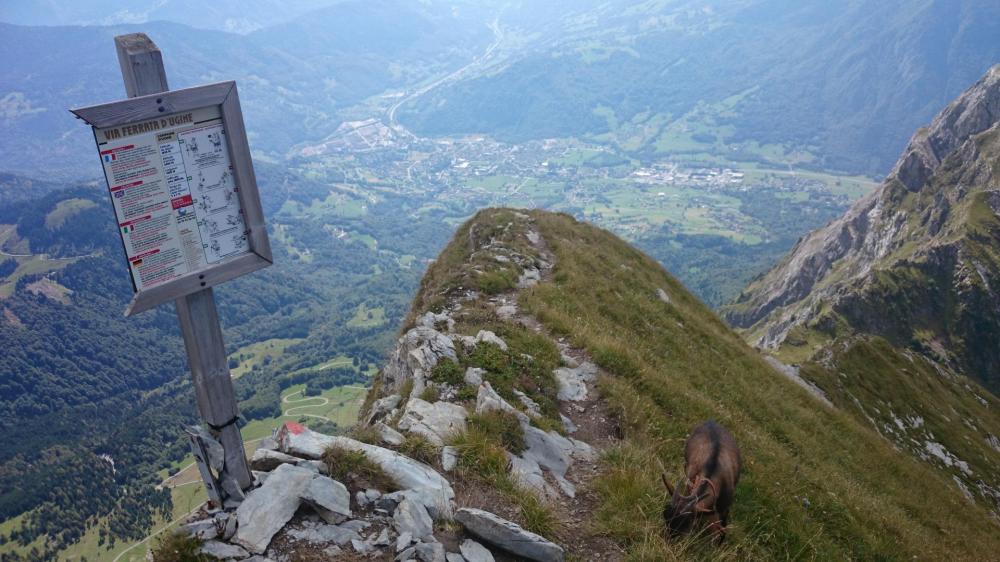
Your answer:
(71, 81), (271, 315)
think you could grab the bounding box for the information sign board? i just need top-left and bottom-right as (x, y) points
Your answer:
(72, 81), (271, 314)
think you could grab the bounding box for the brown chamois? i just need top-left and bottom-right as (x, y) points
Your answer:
(663, 420), (742, 543)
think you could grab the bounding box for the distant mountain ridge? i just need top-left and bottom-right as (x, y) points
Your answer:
(401, 0), (1000, 175)
(725, 64), (1000, 392)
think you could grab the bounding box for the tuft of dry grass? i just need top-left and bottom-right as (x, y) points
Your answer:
(448, 427), (559, 538)
(466, 410), (526, 454)
(398, 433), (439, 465)
(149, 531), (210, 562)
(322, 445), (397, 492)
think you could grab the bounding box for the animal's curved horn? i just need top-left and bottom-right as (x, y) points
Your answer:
(661, 473), (674, 496)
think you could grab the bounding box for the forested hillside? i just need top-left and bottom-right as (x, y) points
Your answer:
(0, 164), (449, 559)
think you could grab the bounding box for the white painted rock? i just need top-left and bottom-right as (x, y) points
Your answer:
(277, 422), (455, 517)
(398, 398), (468, 446)
(455, 508), (564, 562)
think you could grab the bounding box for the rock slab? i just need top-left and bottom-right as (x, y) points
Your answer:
(455, 508), (564, 562)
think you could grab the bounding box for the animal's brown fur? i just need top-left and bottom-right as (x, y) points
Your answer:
(663, 420), (742, 543)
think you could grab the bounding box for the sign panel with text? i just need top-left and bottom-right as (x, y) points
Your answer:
(72, 81), (271, 314)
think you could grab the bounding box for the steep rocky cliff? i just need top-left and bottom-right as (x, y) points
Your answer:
(725, 65), (1000, 393)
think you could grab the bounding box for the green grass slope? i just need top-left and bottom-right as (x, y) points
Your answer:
(413, 209), (1000, 560)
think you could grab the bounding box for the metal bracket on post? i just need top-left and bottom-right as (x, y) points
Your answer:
(114, 33), (252, 504)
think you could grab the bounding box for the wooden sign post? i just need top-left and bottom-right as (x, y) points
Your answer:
(72, 33), (273, 504)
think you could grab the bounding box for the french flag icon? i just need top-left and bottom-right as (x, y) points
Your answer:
(103, 153), (117, 162)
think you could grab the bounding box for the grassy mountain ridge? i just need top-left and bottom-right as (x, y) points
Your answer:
(386, 208), (1000, 560)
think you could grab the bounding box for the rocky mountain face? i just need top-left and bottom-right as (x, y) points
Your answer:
(165, 209), (1000, 562)
(725, 64), (1000, 393)
(723, 65), (1000, 519)
(166, 211), (619, 562)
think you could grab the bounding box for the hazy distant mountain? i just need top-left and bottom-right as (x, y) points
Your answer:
(0, 0), (344, 33)
(0, 1), (493, 177)
(401, 0), (1000, 175)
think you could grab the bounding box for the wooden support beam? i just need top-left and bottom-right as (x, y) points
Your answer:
(114, 32), (252, 496)
(115, 33), (169, 98)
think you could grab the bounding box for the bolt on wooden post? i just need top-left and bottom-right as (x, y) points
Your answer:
(72, 32), (274, 506)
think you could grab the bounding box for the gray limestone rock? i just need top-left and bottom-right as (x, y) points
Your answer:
(507, 453), (554, 498)
(366, 394), (403, 425)
(441, 446), (459, 472)
(475, 382), (528, 424)
(464, 367), (485, 386)
(417, 311), (456, 332)
(199, 539), (249, 560)
(356, 490), (370, 508)
(455, 508), (564, 562)
(373, 527), (392, 546)
(474, 330), (508, 351)
(285, 522), (361, 546)
(553, 362), (597, 402)
(416, 542), (446, 562)
(249, 448), (299, 472)
(560, 413), (577, 434)
(517, 267), (541, 289)
(393, 497), (434, 541)
(256, 437), (279, 452)
(277, 424), (455, 517)
(376, 422), (406, 446)
(396, 531), (413, 552)
(181, 518), (218, 540)
(381, 327), (458, 398)
(512, 390), (542, 418)
(301, 474), (351, 523)
(459, 539), (495, 562)
(398, 398), (468, 446)
(352, 538), (371, 554)
(234, 463), (314, 553)
(222, 512), (238, 541)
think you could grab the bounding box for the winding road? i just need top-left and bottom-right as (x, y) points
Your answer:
(385, 20), (505, 136)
